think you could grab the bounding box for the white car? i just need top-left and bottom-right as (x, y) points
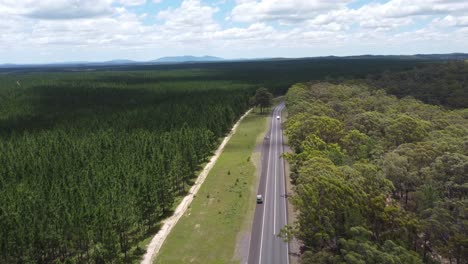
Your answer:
(256, 194), (263, 203)
(276, 115), (280, 120)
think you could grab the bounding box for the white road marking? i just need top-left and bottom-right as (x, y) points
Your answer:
(273, 111), (277, 234)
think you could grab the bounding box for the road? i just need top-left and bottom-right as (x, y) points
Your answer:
(248, 103), (289, 264)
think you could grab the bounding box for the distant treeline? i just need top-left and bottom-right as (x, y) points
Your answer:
(1, 57), (429, 95)
(367, 61), (468, 108)
(0, 71), (251, 263)
(285, 82), (467, 264)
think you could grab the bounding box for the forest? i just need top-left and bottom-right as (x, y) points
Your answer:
(0, 58), (451, 263)
(367, 61), (468, 108)
(284, 82), (467, 263)
(0, 70), (253, 263)
(1, 57), (429, 95)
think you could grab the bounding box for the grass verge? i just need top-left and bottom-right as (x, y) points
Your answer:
(155, 110), (268, 264)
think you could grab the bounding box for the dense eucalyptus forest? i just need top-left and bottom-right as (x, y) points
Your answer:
(367, 61), (468, 108)
(0, 71), (252, 263)
(285, 82), (467, 263)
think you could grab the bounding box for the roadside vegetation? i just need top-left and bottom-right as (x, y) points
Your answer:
(156, 110), (268, 264)
(284, 82), (467, 263)
(250, 87), (273, 113)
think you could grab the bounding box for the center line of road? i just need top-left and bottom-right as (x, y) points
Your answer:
(273, 113), (277, 235)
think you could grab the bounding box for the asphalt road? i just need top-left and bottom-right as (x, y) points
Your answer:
(248, 103), (289, 264)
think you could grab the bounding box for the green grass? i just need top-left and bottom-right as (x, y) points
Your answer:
(155, 111), (269, 264)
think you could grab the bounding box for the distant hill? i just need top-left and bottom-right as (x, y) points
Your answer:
(102, 59), (137, 65)
(152, 56), (223, 63)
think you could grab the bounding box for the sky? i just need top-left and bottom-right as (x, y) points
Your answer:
(1, 0), (468, 63)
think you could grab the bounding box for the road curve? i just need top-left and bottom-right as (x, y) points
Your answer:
(248, 103), (289, 264)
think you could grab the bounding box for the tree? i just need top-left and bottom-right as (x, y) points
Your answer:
(338, 226), (422, 264)
(253, 87), (273, 113)
(293, 157), (363, 250)
(341, 130), (372, 160)
(347, 111), (387, 137)
(383, 152), (413, 202)
(430, 153), (468, 199)
(286, 115), (345, 151)
(300, 134), (345, 165)
(421, 200), (468, 263)
(285, 81), (468, 264)
(385, 114), (430, 147)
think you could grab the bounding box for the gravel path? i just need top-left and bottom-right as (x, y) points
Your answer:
(141, 109), (253, 264)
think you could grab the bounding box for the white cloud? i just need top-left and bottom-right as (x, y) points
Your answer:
(230, 0), (468, 31)
(0, 0), (114, 19)
(214, 23), (276, 40)
(363, 0), (468, 18)
(434, 15), (468, 27)
(0, 7), (152, 49)
(119, 0), (146, 6)
(0, 0), (467, 63)
(231, 0), (351, 23)
(156, 0), (220, 35)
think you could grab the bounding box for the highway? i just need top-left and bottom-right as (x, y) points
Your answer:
(248, 103), (289, 264)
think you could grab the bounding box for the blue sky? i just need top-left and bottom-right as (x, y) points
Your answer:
(1, 0), (467, 63)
